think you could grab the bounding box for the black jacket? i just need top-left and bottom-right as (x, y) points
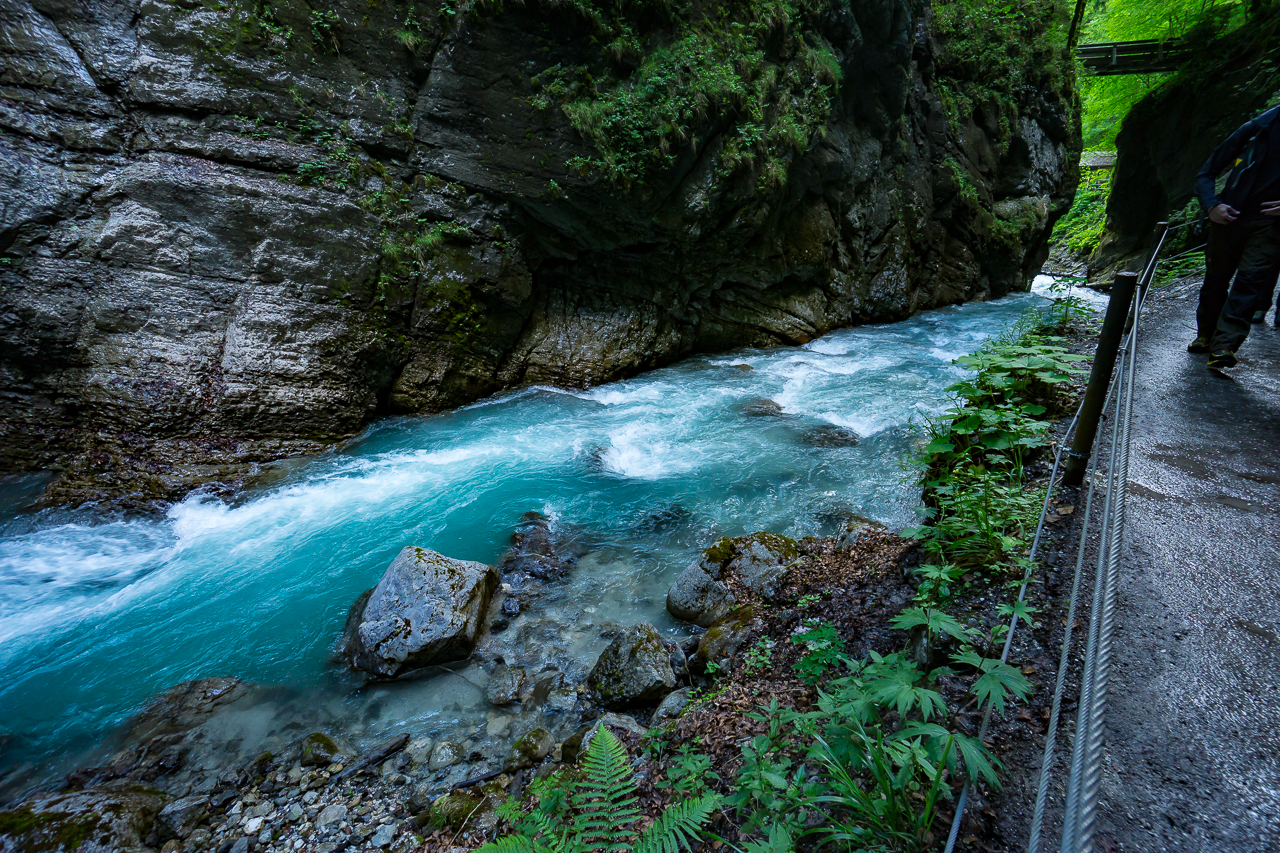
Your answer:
(1195, 105), (1280, 214)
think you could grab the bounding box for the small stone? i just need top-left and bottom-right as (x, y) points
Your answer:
(286, 803), (304, 822)
(257, 829), (272, 844)
(160, 840), (182, 853)
(302, 791), (319, 805)
(485, 664), (525, 706)
(405, 736), (434, 765)
(158, 794), (209, 839)
(230, 839), (250, 853)
(652, 687), (691, 724)
(316, 804), (347, 828)
(243, 816), (264, 835)
(428, 740), (462, 772)
(371, 823), (397, 847)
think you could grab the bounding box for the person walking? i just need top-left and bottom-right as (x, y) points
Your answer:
(1189, 102), (1280, 368)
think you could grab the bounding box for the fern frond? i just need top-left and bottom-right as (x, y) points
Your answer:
(633, 794), (722, 853)
(572, 728), (642, 851)
(477, 834), (540, 853)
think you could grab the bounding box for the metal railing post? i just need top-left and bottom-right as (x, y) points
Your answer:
(1062, 271), (1139, 485)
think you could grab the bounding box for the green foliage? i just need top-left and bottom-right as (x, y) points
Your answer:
(523, 0), (839, 189)
(891, 606), (975, 647)
(950, 650), (1033, 715)
(481, 729), (719, 853)
(727, 657), (999, 851)
(741, 636), (776, 676)
(789, 620), (846, 685)
(655, 746), (720, 798)
(908, 320), (1082, 573)
(1052, 166), (1110, 256)
(1078, 0), (1253, 148)
(1154, 249), (1207, 287)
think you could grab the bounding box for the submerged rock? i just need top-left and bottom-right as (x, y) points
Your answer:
(587, 623), (676, 707)
(486, 664), (526, 706)
(739, 398), (789, 418)
(343, 547), (498, 678)
(498, 512), (577, 581)
(800, 425), (861, 447)
(300, 732), (343, 768)
(667, 533), (800, 627)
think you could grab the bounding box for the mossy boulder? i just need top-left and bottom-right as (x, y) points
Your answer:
(0, 786), (167, 853)
(504, 728), (554, 771)
(299, 732), (342, 768)
(343, 547), (498, 678)
(426, 780), (506, 834)
(693, 606), (762, 675)
(666, 533), (800, 627)
(587, 624), (676, 708)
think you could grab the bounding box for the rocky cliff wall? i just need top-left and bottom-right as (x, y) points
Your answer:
(0, 0), (1078, 505)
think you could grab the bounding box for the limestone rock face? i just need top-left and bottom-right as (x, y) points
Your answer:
(343, 547), (498, 678)
(0, 0), (1079, 505)
(587, 624), (677, 708)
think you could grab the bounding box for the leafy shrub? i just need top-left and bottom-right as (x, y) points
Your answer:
(790, 620), (846, 685)
(729, 655), (1000, 852)
(483, 729), (719, 853)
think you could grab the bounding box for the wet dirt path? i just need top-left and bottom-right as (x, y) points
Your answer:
(1093, 279), (1280, 851)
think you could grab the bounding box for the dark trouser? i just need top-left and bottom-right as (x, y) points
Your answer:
(1203, 220), (1280, 351)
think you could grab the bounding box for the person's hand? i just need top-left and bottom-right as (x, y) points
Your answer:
(1262, 200), (1280, 217)
(1210, 203), (1240, 224)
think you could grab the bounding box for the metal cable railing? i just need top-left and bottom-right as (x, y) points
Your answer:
(944, 220), (1176, 853)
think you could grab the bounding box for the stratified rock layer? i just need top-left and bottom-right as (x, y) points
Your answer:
(0, 0), (1078, 503)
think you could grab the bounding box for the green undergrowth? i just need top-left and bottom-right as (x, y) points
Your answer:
(509, 0), (839, 190)
(907, 310), (1086, 575)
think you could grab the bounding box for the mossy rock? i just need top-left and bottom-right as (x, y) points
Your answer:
(587, 623), (676, 708)
(426, 780), (506, 834)
(504, 728), (554, 771)
(300, 732), (341, 767)
(0, 786), (167, 853)
(667, 532), (800, 627)
(694, 605), (761, 675)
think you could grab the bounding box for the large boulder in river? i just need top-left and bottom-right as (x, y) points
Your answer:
(343, 547), (498, 678)
(587, 624), (676, 708)
(666, 533), (800, 627)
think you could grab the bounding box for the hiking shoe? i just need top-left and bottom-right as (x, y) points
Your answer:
(1207, 349), (1238, 369)
(1187, 336), (1211, 354)
(1252, 310), (1267, 324)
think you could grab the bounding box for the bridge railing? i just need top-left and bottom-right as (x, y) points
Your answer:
(1076, 39), (1190, 75)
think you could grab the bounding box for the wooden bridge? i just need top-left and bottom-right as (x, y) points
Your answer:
(1076, 39), (1190, 75)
